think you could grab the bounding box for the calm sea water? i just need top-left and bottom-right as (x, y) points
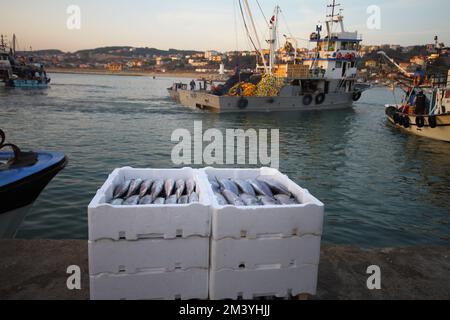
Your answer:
(1, 73), (449, 247)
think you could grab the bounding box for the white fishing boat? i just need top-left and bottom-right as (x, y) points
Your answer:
(380, 50), (450, 142)
(168, 0), (370, 113)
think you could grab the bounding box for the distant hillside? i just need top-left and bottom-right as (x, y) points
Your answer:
(17, 49), (64, 55)
(74, 46), (202, 57)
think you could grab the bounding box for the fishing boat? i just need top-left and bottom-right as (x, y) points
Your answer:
(0, 130), (67, 238)
(380, 49), (450, 142)
(168, 0), (370, 113)
(0, 34), (51, 89)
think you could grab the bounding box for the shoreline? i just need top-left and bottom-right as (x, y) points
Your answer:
(46, 68), (217, 79)
(1, 239), (448, 300)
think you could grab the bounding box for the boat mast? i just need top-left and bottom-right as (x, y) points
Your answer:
(242, 0), (269, 73)
(326, 0), (340, 42)
(12, 34), (16, 55)
(268, 6), (280, 75)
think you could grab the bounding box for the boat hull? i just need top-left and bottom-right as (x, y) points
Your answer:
(170, 89), (355, 113)
(0, 152), (67, 238)
(385, 105), (450, 142)
(6, 79), (49, 88)
(0, 206), (31, 238)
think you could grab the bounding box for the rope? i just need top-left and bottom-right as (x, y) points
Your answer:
(256, 0), (269, 27)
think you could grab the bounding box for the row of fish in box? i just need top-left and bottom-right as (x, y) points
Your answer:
(109, 178), (199, 206)
(209, 175), (301, 206)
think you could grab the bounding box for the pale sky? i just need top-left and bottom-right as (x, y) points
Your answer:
(1, 0), (449, 52)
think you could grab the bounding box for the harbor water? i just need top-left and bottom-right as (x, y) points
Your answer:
(1, 73), (449, 247)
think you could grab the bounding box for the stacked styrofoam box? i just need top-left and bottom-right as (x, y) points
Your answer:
(88, 167), (212, 300)
(203, 167), (324, 300)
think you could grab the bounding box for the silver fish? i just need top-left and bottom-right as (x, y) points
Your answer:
(208, 176), (220, 191)
(234, 179), (256, 197)
(150, 180), (164, 199)
(222, 190), (245, 206)
(164, 179), (175, 197)
(175, 179), (186, 199)
(110, 198), (124, 206)
(139, 195), (154, 205)
(153, 197), (165, 205)
(123, 195), (140, 206)
(215, 192), (228, 206)
(139, 179), (153, 198)
(186, 179), (196, 196)
(178, 195), (189, 204)
(274, 194), (299, 205)
(189, 192), (199, 203)
(258, 196), (280, 206)
(219, 179), (240, 195)
(113, 180), (131, 199)
(240, 193), (261, 206)
(248, 179), (274, 198)
(165, 195), (178, 204)
(126, 179), (143, 198)
(258, 177), (291, 196)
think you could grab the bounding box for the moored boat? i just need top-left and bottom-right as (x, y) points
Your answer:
(0, 130), (67, 238)
(168, 0), (370, 113)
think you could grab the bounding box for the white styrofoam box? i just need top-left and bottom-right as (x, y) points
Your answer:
(90, 269), (208, 300)
(209, 265), (319, 300)
(202, 167), (324, 240)
(89, 237), (209, 275)
(88, 167), (211, 241)
(210, 235), (321, 271)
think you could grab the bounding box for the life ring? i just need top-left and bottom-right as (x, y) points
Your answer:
(337, 52), (343, 60)
(403, 116), (410, 128)
(352, 92), (362, 101)
(416, 116), (425, 128)
(351, 53), (356, 60)
(315, 93), (326, 105)
(237, 97), (249, 109)
(345, 53), (351, 60)
(303, 94), (313, 106)
(429, 115), (437, 128)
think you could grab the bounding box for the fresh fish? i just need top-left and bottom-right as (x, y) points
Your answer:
(248, 179), (274, 198)
(215, 192), (228, 206)
(150, 180), (164, 199)
(175, 179), (186, 199)
(123, 195), (140, 206)
(208, 176), (221, 192)
(178, 195), (189, 204)
(189, 192), (199, 203)
(126, 179), (143, 198)
(139, 195), (154, 205)
(234, 179), (256, 197)
(153, 197), (165, 205)
(110, 198), (124, 206)
(139, 179), (153, 198)
(258, 177), (291, 196)
(165, 195), (178, 205)
(258, 196), (280, 206)
(113, 180), (131, 199)
(186, 179), (196, 196)
(222, 190), (245, 206)
(164, 179), (175, 197)
(274, 194), (299, 205)
(218, 178), (240, 195)
(240, 193), (261, 206)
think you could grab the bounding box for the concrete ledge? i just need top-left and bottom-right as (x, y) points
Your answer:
(0, 240), (449, 300)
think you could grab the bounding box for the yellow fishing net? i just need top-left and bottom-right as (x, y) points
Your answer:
(228, 82), (257, 96)
(256, 74), (285, 97)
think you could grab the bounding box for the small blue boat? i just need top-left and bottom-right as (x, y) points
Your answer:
(0, 130), (67, 238)
(6, 78), (50, 89)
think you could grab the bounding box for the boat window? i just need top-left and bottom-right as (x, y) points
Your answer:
(335, 61), (342, 68)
